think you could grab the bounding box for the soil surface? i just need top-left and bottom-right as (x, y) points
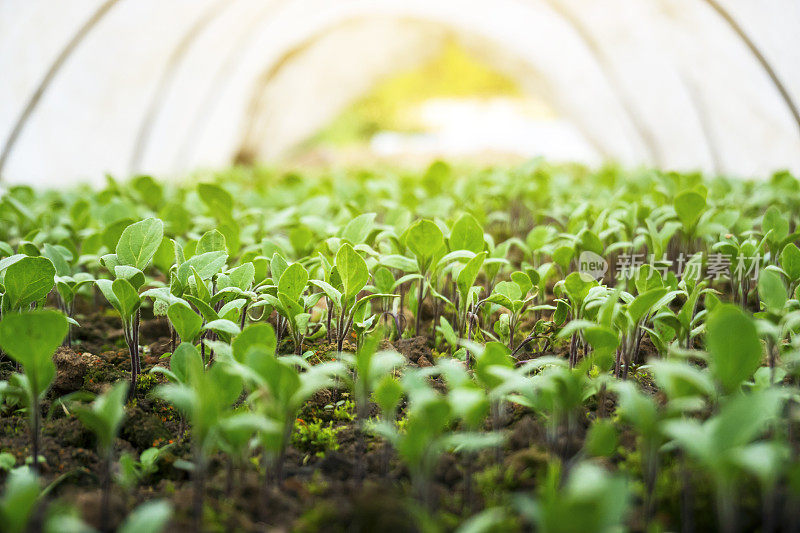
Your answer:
(0, 310), (720, 532)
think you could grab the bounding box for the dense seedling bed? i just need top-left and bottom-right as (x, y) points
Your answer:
(2, 161), (800, 532)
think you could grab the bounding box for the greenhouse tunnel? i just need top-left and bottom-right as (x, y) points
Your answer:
(1, 0), (800, 187)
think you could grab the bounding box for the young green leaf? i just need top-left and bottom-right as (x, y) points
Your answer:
(177, 251), (228, 285)
(341, 213), (376, 244)
(763, 205), (789, 244)
(674, 190), (706, 230)
(780, 243), (800, 282)
(758, 270), (787, 314)
(278, 263), (309, 302)
(112, 278), (142, 319)
(196, 229), (227, 255)
(118, 500), (173, 533)
(449, 213), (484, 253)
(116, 218), (164, 270)
(169, 342), (204, 384)
(74, 381), (128, 453)
(232, 323), (277, 362)
(197, 183), (233, 216)
(706, 304), (762, 393)
(0, 310), (68, 394)
(167, 303), (203, 344)
(457, 251), (486, 301)
(3, 256), (55, 310)
(335, 243), (369, 300)
(0, 466), (41, 533)
(406, 219), (444, 271)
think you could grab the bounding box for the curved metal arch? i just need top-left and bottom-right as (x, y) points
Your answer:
(540, 0), (663, 166)
(232, 23), (336, 165)
(702, 0), (800, 137)
(678, 71), (723, 174)
(0, 0), (122, 180)
(231, 16), (614, 165)
(128, 0), (235, 175)
(170, 0), (293, 171)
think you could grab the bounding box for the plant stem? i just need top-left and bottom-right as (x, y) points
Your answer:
(240, 302), (248, 331)
(134, 310), (140, 373)
(31, 393), (40, 472)
(354, 404), (366, 483)
(415, 278), (425, 336)
(124, 321), (138, 399)
(763, 487), (776, 533)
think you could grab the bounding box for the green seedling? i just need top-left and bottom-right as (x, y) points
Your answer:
(311, 243), (396, 353)
(0, 465), (92, 533)
(44, 242), (94, 345)
(372, 370), (453, 509)
(554, 272), (602, 368)
(117, 444), (173, 490)
(405, 219), (446, 336)
(262, 260), (315, 354)
(515, 461), (632, 533)
(481, 270), (539, 351)
(73, 381), (128, 532)
(340, 333), (404, 480)
(439, 358), (499, 509)
(154, 359), (242, 531)
(226, 324), (343, 502)
(0, 310), (68, 470)
(98, 218), (164, 397)
(664, 390), (783, 533)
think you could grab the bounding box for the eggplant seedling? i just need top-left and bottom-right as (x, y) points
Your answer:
(372, 373), (453, 509)
(340, 333), (404, 481)
(0, 309), (68, 471)
(405, 219), (446, 336)
(0, 465), (93, 533)
(98, 218), (164, 397)
(515, 461), (632, 533)
(663, 390), (784, 533)
(311, 243), (396, 353)
(154, 357), (242, 531)
(255, 257), (319, 354)
(73, 381), (128, 532)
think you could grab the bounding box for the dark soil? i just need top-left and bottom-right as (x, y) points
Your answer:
(0, 314), (698, 532)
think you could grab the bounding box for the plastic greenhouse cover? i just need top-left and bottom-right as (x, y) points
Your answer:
(1, 0), (798, 187)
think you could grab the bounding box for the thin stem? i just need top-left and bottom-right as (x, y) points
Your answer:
(31, 393), (40, 472)
(325, 298), (332, 342)
(415, 278), (425, 336)
(240, 302), (249, 331)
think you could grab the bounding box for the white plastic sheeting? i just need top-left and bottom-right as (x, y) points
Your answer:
(1, 0), (799, 186)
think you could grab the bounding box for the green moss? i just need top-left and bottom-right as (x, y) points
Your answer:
(292, 419), (343, 459)
(326, 399), (356, 422)
(82, 364), (127, 390)
(135, 372), (160, 394)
